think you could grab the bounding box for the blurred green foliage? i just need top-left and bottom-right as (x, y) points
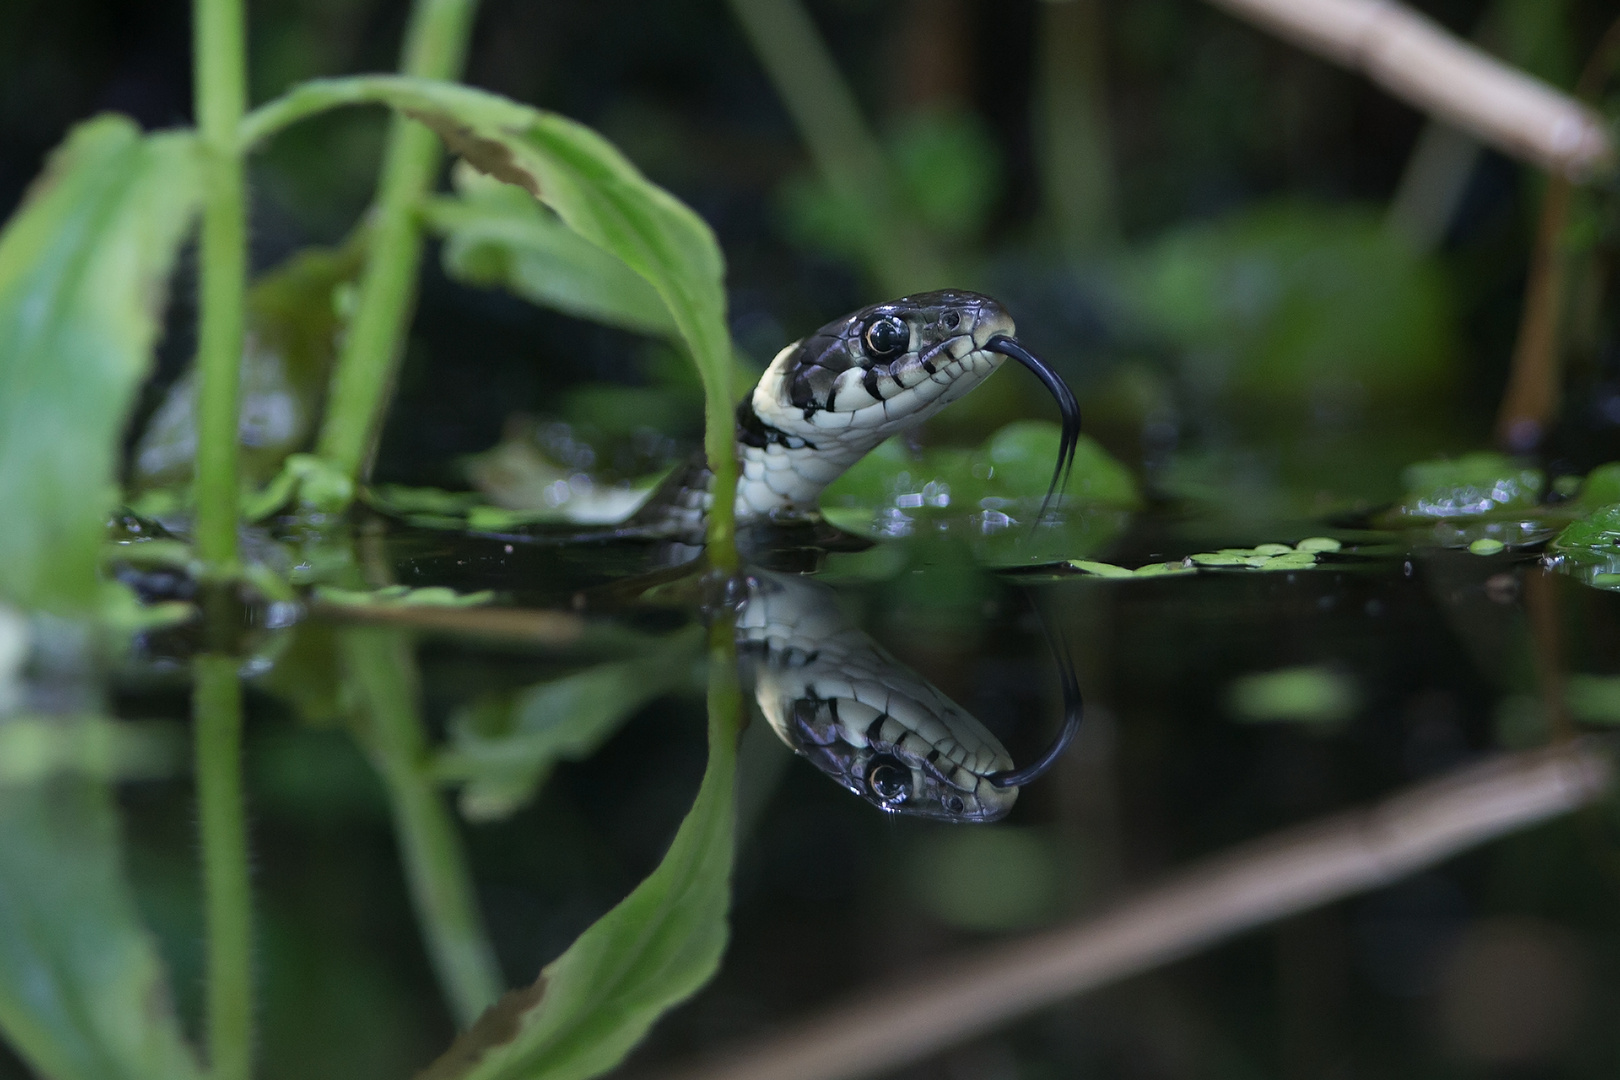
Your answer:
(1123, 203), (1456, 412)
(0, 117), (199, 612)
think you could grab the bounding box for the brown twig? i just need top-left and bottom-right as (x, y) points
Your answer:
(640, 742), (1612, 1080)
(1201, 0), (1612, 179)
(1494, 15), (1620, 450)
(310, 602), (585, 645)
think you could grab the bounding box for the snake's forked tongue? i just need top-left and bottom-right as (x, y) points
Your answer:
(984, 336), (1080, 522)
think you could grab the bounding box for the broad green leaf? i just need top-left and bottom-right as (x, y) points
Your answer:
(242, 77), (738, 556)
(424, 167), (674, 337)
(0, 778), (203, 1080)
(315, 584), (495, 609)
(438, 634), (701, 821)
(0, 116), (200, 612)
(418, 629), (740, 1080)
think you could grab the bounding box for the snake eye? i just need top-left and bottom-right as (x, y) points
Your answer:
(862, 315), (909, 359)
(940, 310), (961, 331)
(946, 795), (966, 813)
(865, 755), (910, 804)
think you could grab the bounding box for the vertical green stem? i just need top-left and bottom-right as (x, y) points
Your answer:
(342, 627), (502, 1028)
(194, 655), (252, 1080)
(314, 0), (482, 485)
(725, 0), (948, 293)
(1037, 0), (1118, 256)
(192, 0), (248, 572)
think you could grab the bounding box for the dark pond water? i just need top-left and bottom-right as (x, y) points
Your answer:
(62, 497), (1620, 1080)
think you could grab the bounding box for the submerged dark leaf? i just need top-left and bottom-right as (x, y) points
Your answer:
(439, 633), (701, 821)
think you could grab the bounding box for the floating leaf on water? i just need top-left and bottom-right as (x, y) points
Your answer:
(1294, 537), (1342, 553)
(1468, 538), (1506, 555)
(1067, 560), (1136, 578)
(314, 585), (495, 609)
(1573, 463), (1620, 509)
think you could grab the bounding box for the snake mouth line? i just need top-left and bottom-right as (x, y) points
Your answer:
(983, 335), (1081, 523)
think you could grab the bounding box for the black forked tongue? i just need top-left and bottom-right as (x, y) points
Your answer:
(987, 619), (1081, 790)
(984, 336), (1080, 523)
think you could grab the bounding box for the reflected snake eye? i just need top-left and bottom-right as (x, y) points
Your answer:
(865, 755), (910, 804)
(946, 795), (966, 813)
(862, 315), (909, 359)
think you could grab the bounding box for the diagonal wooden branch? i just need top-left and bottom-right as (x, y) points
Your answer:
(642, 742), (1612, 1080)
(1201, 0), (1612, 180)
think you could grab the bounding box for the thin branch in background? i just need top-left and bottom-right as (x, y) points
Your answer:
(1201, 0), (1612, 180)
(642, 742), (1612, 1080)
(310, 601), (586, 646)
(314, 0), (482, 491)
(1037, 0), (1119, 256)
(1385, 120), (1481, 252)
(1495, 15), (1620, 451)
(724, 0), (950, 293)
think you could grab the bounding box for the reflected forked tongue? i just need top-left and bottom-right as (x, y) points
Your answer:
(984, 335), (1081, 523)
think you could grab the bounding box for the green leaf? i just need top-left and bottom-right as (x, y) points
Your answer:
(0, 778), (203, 1080)
(438, 635), (701, 821)
(0, 117), (201, 612)
(243, 76), (738, 557)
(314, 584), (495, 609)
(424, 167), (675, 337)
(418, 629), (740, 1080)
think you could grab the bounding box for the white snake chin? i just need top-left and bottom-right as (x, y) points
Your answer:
(737, 569), (1019, 822)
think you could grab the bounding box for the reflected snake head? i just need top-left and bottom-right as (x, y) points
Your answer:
(777, 691), (1019, 822)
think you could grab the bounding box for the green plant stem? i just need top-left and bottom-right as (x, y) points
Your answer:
(342, 627), (502, 1028)
(194, 655), (252, 1080)
(1038, 0), (1118, 256)
(192, 0), (248, 573)
(314, 0), (481, 487)
(724, 0), (948, 293)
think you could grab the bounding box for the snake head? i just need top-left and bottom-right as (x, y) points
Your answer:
(778, 692), (1019, 822)
(752, 291), (1014, 443)
(736, 290), (1079, 522)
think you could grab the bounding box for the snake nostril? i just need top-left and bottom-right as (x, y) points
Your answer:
(947, 795), (965, 813)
